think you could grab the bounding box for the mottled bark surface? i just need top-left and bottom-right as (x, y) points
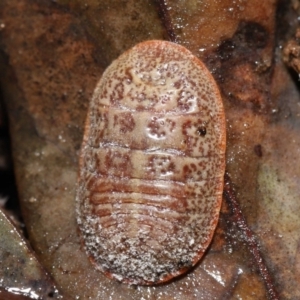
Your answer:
(0, 0), (299, 299)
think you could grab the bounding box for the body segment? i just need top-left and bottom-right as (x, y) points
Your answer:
(76, 40), (226, 285)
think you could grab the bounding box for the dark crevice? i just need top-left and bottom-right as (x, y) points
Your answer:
(275, 0), (298, 44)
(0, 86), (21, 221)
(276, 0), (300, 95)
(205, 21), (274, 114)
(154, 0), (177, 43)
(223, 173), (279, 300)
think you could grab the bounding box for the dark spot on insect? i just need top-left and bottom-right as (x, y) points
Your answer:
(254, 144), (263, 157)
(177, 259), (192, 269)
(48, 291), (55, 298)
(197, 126), (207, 137)
(155, 271), (166, 279)
(125, 67), (133, 83)
(130, 284), (138, 289)
(120, 237), (127, 243)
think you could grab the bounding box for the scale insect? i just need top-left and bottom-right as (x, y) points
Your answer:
(76, 40), (226, 285)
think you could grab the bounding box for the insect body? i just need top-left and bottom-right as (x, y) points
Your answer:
(76, 40), (226, 285)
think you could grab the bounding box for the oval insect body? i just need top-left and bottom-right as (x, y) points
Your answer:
(76, 40), (226, 285)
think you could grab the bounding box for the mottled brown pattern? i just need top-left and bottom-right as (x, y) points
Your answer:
(113, 112), (136, 134)
(147, 117), (176, 139)
(76, 40), (226, 285)
(104, 150), (133, 177)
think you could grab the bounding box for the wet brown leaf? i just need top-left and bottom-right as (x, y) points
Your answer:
(0, 208), (58, 299)
(0, 0), (299, 299)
